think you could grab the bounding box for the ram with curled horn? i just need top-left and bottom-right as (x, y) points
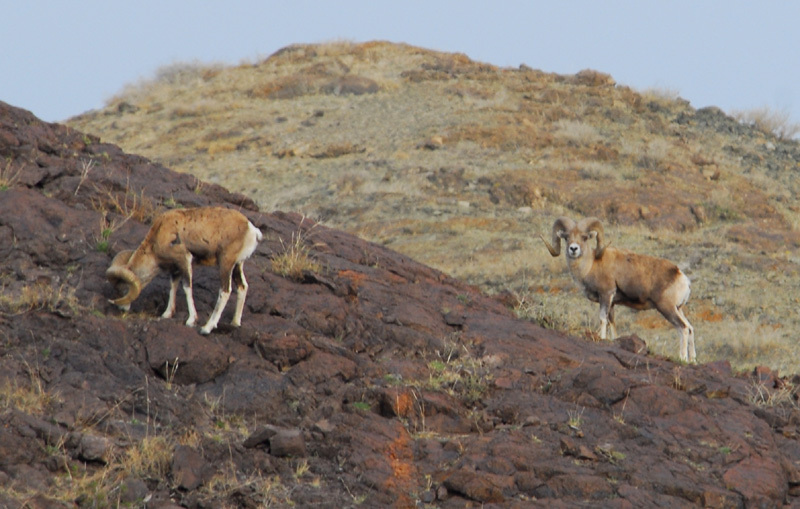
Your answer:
(539, 216), (695, 363)
(106, 206), (262, 335)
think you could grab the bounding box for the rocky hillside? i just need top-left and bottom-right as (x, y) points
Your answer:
(2, 100), (800, 506)
(68, 41), (800, 375)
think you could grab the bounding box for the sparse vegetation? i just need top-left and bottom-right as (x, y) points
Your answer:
(0, 159), (21, 190)
(73, 158), (95, 196)
(0, 281), (79, 315)
(419, 337), (492, 406)
(271, 219), (322, 280)
(123, 435), (173, 479)
(352, 401), (371, 412)
(0, 364), (59, 414)
(94, 215), (116, 252)
(732, 106), (800, 140)
(567, 405), (585, 429)
(92, 180), (160, 226)
(748, 379), (798, 410)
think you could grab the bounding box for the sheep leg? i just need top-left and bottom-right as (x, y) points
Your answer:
(231, 262), (248, 327)
(200, 289), (231, 335)
(183, 280), (198, 327)
(607, 304), (618, 339)
(659, 305), (695, 363)
(676, 307), (695, 363)
(162, 275), (180, 319)
(200, 266), (234, 334)
(598, 291), (616, 340)
(179, 254), (198, 327)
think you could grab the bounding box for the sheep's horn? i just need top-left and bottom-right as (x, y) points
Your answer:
(541, 217), (575, 257)
(106, 251), (141, 308)
(580, 217), (607, 260)
(538, 234), (560, 257)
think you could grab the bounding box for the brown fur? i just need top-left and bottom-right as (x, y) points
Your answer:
(541, 216), (696, 362)
(106, 207), (262, 334)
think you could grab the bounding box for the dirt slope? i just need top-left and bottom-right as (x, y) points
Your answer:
(68, 41), (800, 375)
(2, 101), (800, 506)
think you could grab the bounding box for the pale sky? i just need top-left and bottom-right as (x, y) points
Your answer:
(3, 1), (799, 129)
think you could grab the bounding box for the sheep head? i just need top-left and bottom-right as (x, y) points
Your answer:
(540, 217), (576, 257)
(106, 250), (140, 310)
(541, 217), (608, 260)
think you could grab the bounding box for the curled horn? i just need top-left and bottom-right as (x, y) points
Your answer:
(539, 217), (576, 257)
(105, 250), (141, 308)
(580, 217), (607, 260)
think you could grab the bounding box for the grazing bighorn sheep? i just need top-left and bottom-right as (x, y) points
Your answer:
(106, 207), (262, 334)
(541, 217), (696, 362)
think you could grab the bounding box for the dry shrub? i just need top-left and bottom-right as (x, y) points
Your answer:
(732, 106), (800, 140)
(571, 69), (615, 87)
(445, 83), (496, 100)
(95, 186), (161, 225)
(271, 221), (322, 280)
(169, 100), (219, 119)
(250, 64), (343, 99)
(0, 367), (59, 414)
(417, 337), (492, 406)
(449, 122), (554, 151)
(320, 75), (380, 96)
(122, 436), (173, 479)
(554, 119), (602, 146)
(0, 281), (79, 315)
(251, 74), (321, 100)
(206, 140), (239, 155)
(311, 142), (365, 159)
(154, 61), (223, 86)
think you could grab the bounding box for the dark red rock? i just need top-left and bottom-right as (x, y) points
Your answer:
(144, 321), (230, 385)
(171, 445), (213, 491)
(255, 333), (313, 369)
(722, 456), (787, 504)
(442, 469), (505, 503)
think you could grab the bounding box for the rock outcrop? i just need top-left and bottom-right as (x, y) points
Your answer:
(1, 100), (799, 507)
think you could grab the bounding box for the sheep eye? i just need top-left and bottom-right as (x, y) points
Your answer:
(581, 235), (589, 241)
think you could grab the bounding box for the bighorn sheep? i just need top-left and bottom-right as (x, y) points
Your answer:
(106, 207), (262, 334)
(541, 217), (696, 362)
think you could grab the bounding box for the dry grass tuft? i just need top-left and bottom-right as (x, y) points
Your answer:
(271, 220), (323, 280)
(0, 281), (80, 316)
(0, 364), (59, 414)
(418, 336), (492, 406)
(122, 435), (173, 479)
(0, 160), (22, 191)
